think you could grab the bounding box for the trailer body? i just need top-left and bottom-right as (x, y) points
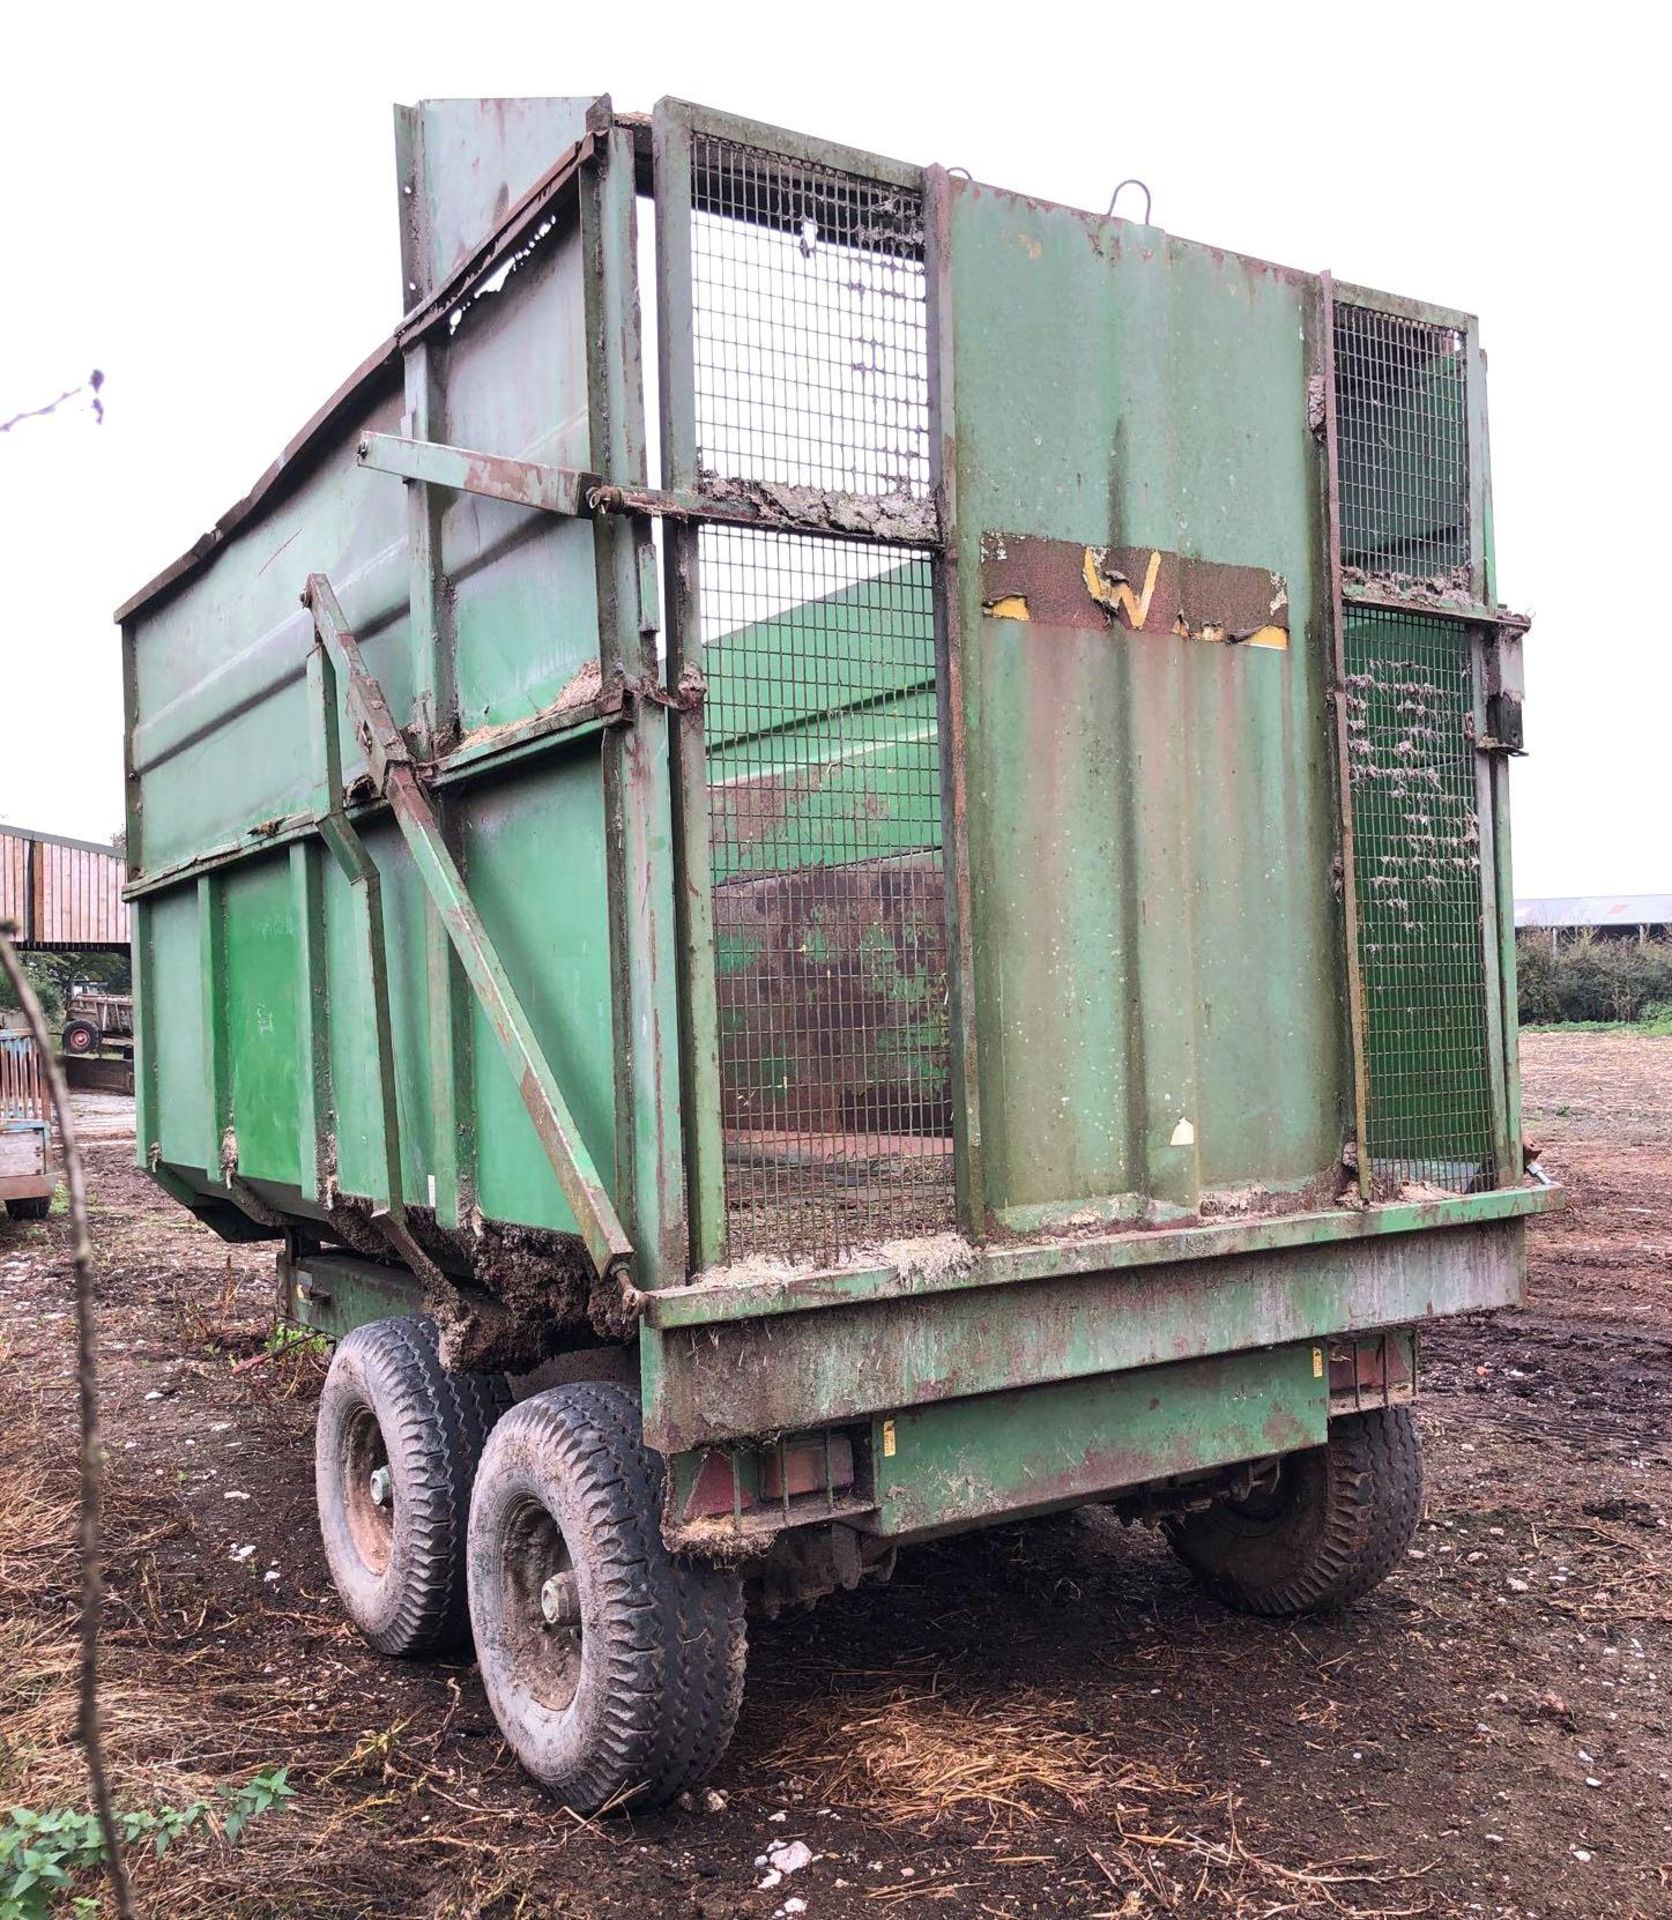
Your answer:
(62, 989), (134, 1059)
(120, 98), (1552, 1558)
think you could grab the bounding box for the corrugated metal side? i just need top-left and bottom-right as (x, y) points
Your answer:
(121, 103), (653, 1263)
(0, 827), (129, 948)
(1515, 895), (1672, 929)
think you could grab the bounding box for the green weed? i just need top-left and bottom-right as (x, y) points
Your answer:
(0, 1769), (293, 1919)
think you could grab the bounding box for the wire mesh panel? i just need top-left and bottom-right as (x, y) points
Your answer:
(686, 132), (948, 1262)
(1334, 304), (1469, 581)
(1342, 608), (1493, 1188)
(701, 528), (951, 1261)
(691, 135), (929, 497)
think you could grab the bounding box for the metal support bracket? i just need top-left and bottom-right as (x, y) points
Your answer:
(303, 573), (636, 1287)
(1341, 579), (1532, 635)
(1339, 582), (1531, 758)
(356, 431), (942, 548)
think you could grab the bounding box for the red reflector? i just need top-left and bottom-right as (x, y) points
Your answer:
(684, 1449), (752, 1519)
(761, 1433), (855, 1501)
(683, 1432), (858, 1521)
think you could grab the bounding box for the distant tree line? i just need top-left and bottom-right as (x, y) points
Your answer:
(1516, 930), (1672, 1026)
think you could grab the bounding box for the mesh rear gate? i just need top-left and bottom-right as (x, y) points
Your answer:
(1334, 302), (1495, 1188)
(690, 135), (954, 1261)
(1334, 305), (1470, 579)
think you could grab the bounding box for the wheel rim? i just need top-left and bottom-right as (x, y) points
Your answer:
(1222, 1476), (1293, 1525)
(342, 1403), (395, 1575)
(499, 1495), (583, 1713)
(1200, 1449), (1318, 1545)
(66, 1027), (93, 1054)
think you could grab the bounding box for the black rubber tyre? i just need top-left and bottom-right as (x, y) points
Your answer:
(1163, 1407), (1424, 1617)
(467, 1382), (747, 1812)
(315, 1316), (513, 1656)
(5, 1195), (51, 1221)
(61, 1020), (99, 1057)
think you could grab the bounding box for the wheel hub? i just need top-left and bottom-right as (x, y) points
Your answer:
(539, 1571), (580, 1628)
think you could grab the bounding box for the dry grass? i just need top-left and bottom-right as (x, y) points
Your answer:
(0, 1325), (356, 1918)
(770, 1683), (1129, 1829)
(765, 1680), (1445, 1916)
(0, 1344), (90, 1808)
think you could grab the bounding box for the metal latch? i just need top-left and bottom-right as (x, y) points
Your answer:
(1479, 628), (1526, 755)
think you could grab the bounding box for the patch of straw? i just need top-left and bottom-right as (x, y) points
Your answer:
(769, 1684), (1173, 1829)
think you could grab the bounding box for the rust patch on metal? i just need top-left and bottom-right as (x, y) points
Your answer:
(980, 532), (1289, 649)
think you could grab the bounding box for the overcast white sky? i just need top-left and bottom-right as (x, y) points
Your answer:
(2, 5), (1661, 897)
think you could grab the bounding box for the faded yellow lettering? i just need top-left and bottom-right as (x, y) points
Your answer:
(1083, 546), (1163, 629)
(984, 594), (1031, 622)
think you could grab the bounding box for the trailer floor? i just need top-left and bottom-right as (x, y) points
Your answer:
(1, 1031), (1666, 1919)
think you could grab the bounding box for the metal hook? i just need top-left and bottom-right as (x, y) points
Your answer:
(1106, 177), (1153, 224)
(946, 166), (973, 180)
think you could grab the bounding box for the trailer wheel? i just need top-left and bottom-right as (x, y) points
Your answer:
(315, 1316), (512, 1656)
(467, 1382), (746, 1812)
(62, 1020), (100, 1057)
(1163, 1407), (1423, 1617)
(5, 1196), (51, 1221)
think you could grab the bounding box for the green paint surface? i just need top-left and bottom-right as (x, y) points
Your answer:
(222, 859), (303, 1185)
(873, 1342), (1328, 1538)
(948, 186), (1345, 1218)
(640, 1215), (1524, 1450)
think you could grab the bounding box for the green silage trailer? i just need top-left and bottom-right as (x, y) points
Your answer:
(119, 95), (1555, 1808)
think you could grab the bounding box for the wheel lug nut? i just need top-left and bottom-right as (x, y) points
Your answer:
(368, 1466), (392, 1508)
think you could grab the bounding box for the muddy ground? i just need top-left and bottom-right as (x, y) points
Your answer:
(2, 1030), (1667, 1919)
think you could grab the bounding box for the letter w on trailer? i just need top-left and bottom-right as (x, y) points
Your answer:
(118, 95), (1557, 1809)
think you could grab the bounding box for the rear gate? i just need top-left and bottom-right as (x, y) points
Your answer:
(654, 108), (952, 1271)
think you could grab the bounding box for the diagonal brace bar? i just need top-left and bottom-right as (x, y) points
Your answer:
(304, 573), (635, 1282)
